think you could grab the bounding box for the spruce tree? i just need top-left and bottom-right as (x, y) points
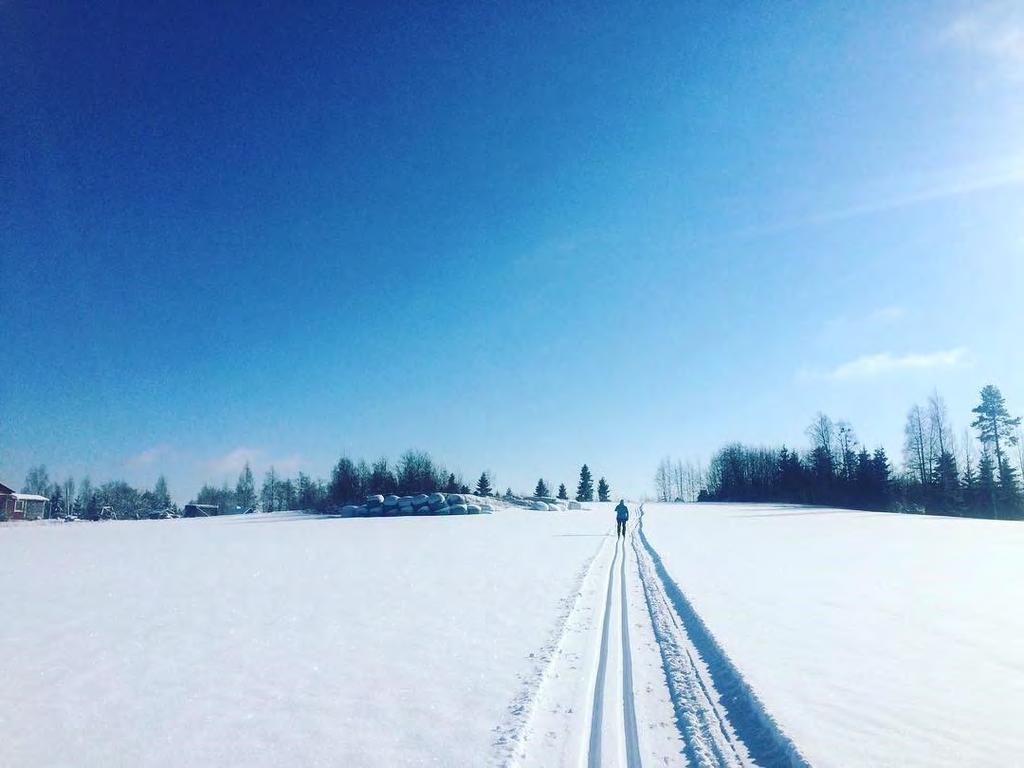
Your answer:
(557, 483), (568, 500)
(475, 472), (492, 497)
(534, 478), (549, 497)
(445, 473), (460, 494)
(871, 448), (892, 509)
(597, 477), (610, 502)
(368, 459), (398, 496)
(932, 451), (961, 515)
(329, 457), (362, 504)
(576, 464), (594, 502)
(154, 475), (172, 509)
(997, 461), (1021, 516)
(977, 449), (997, 518)
(855, 448), (872, 507)
(236, 463), (257, 508)
(297, 472), (319, 510)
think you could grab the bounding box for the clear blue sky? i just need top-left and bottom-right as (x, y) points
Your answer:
(2, 1), (1022, 502)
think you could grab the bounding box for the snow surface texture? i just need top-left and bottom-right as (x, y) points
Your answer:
(4, 503), (1022, 767)
(642, 503), (1024, 767)
(0, 509), (610, 767)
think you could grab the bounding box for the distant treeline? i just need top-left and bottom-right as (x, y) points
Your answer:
(664, 384), (1023, 520)
(14, 450), (615, 521)
(196, 450), (487, 514)
(18, 468), (173, 521)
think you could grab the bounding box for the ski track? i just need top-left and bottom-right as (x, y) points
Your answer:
(507, 505), (808, 768)
(634, 506), (812, 768)
(619, 537), (642, 768)
(587, 538), (619, 767)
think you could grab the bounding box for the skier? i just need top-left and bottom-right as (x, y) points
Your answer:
(615, 499), (629, 537)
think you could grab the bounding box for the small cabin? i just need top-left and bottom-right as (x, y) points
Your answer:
(0, 482), (51, 521)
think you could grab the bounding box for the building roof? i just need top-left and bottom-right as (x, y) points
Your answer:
(13, 493), (49, 502)
(0, 482), (15, 495)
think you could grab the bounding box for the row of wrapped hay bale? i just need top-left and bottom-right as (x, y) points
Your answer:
(337, 492), (494, 518)
(507, 496), (587, 511)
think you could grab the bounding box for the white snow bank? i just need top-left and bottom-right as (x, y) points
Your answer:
(642, 503), (1024, 767)
(0, 508), (613, 767)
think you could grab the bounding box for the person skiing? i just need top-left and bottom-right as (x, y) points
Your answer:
(615, 499), (629, 537)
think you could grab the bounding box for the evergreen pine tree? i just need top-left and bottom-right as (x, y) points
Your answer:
(236, 463), (257, 508)
(368, 459), (398, 496)
(445, 473), (460, 494)
(977, 449), (997, 518)
(534, 478), (549, 497)
(597, 477), (610, 502)
(871, 447), (892, 509)
(855, 447), (872, 508)
(475, 472), (492, 497)
(328, 457), (362, 505)
(997, 461), (1021, 516)
(932, 451), (961, 515)
(261, 468), (278, 512)
(557, 483), (568, 500)
(153, 474), (172, 509)
(297, 472), (319, 510)
(504, 487), (513, 499)
(972, 385), (1021, 487)
(576, 464), (594, 502)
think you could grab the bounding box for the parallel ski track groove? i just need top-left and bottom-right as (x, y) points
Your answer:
(620, 535), (643, 768)
(633, 505), (811, 768)
(631, 506), (743, 767)
(587, 536), (620, 767)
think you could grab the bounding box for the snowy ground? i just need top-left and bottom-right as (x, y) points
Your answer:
(3, 503), (1023, 767)
(641, 503), (1024, 767)
(0, 510), (611, 767)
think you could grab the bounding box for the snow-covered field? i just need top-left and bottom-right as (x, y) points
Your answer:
(641, 503), (1024, 767)
(0, 509), (611, 767)
(3, 503), (1022, 767)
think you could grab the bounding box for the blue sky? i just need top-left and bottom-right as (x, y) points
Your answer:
(2, 1), (1023, 502)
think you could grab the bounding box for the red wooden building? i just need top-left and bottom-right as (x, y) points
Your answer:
(0, 481), (50, 520)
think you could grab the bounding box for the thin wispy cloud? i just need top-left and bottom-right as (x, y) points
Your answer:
(203, 447), (304, 479)
(205, 447), (263, 476)
(126, 444), (174, 468)
(819, 347), (969, 381)
(737, 160), (1024, 239)
(944, 1), (1024, 81)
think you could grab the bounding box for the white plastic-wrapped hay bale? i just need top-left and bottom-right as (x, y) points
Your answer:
(530, 500), (549, 511)
(446, 493), (465, 506)
(568, 500), (582, 510)
(466, 504), (481, 514)
(427, 492), (446, 506)
(383, 495), (400, 507)
(341, 505), (360, 516)
(448, 504), (468, 515)
(412, 494), (429, 507)
(416, 506), (431, 516)
(434, 504), (451, 515)
(480, 504), (493, 513)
